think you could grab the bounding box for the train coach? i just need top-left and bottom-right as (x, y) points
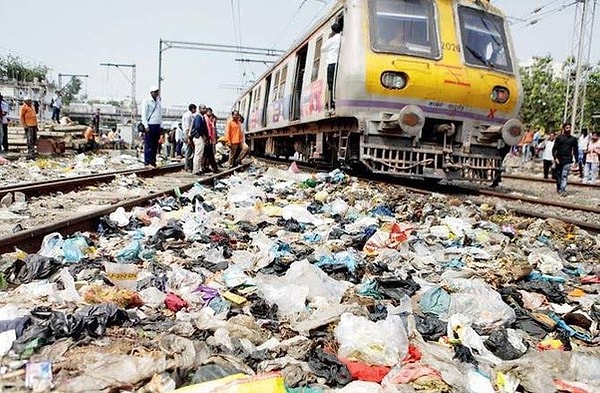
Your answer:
(233, 0), (524, 183)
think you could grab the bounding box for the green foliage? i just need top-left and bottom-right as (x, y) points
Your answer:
(519, 56), (600, 131)
(0, 54), (49, 82)
(62, 77), (82, 106)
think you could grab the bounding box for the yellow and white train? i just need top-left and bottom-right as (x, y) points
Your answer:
(233, 0), (524, 182)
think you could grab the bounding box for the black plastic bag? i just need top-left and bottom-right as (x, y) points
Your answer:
(453, 344), (478, 365)
(375, 276), (420, 302)
(367, 303), (388, 322)
(483, 328), (526, 360)
(249, 299), (278, 320)
(4, 254), (62, 284)
(415, 314), (446, 341)
(190, 364), (242, 384)
(148, 219), (186, 249)
(517, 281), (566, 304)
(97, 216), (121, 235)
(0, 316), (31, 337)
(307, 348), (352, 387)
(277, 218), (304, 233)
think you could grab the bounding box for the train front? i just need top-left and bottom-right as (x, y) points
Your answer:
(336, 0), (524, 182)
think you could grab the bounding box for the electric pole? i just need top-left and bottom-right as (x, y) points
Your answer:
(563, 0), (598, 134)
(100, 63), (137, 140)
(58, 73), (88, 91)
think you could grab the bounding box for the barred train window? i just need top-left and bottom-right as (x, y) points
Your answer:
(311, 37), (323, 82)
(278, 65), (288, 99)
(369, 0), (439, 58)
(458, 6), (513, 73)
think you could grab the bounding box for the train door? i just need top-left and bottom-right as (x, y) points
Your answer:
(291, 45), (308, 121)
(262, 74), (271, 128)
(245, 91), (253, 132)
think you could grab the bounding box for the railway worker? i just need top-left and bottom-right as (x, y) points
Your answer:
(191, 104), (209, 175)
(202, 107), (219, 173)
(0, 92), (9, 153)
(584, 131), (600, 184)
(224, 110), (244, 168)
(321, 21), (342, 111)
(141, 86), (163, 167)
(181, 104), (197, 172)
(19, 96), (38, 159)
(539, 131), (556, 180)
(577, 128), (589, 179)
(552, 123), (578, 195)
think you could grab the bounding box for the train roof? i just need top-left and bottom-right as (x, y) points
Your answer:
(234, 0), (507, 102)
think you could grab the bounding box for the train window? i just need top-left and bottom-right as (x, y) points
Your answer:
(256, 86), (262, 110)
(458, 6), (512, 73)
(272, 71), (280, 100)
(278, 65), (288, 99)
(369, 0), (439, 58)
(311, 36), (323, 82)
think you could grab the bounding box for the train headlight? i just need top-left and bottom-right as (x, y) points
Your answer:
(491, 86), (510, 104)
(381, 72), (408, 90)
(398, 105), (425, 137)
(501, 118), (524, 146)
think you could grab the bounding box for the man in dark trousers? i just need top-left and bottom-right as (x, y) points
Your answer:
(141, 87), (163, 167)
(552, 122), (578, 195)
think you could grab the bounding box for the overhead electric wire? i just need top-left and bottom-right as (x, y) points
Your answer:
(510, 0), (579, 27)
(270, 0), (310, 49)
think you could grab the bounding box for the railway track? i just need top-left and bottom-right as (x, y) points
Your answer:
(0, 164), (248, 254)
(258, 157), (600, 234)
(0, 163), (185, 200)
(503, 173), (600, 189)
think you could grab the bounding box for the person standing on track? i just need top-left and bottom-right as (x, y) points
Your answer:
(20, 97), (38, 159)
(539, 131), (556, 180)
(181, 104), (197, 172)
(0, 93), (9, 153)
(51, 91), (62, 123)
(552, 123), (578, 195)
(584, 131), (600, 184)
(224, 110), (243, 168)
(577, 128), (589, 179)
(191, 104), (208, 175)
(141, 86), (163, 167)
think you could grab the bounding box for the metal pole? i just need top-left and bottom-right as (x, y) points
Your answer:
(131, 65), (136, 147)
(158, 39), (163, 91)
(571, 0), (588, 133)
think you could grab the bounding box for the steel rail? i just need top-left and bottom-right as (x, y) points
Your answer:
(0, 163), (185, 200)
(503, 173), (600, 189)
(0, 164), (248, 254)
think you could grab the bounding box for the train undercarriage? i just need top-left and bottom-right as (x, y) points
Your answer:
(247, 118), (503, 183)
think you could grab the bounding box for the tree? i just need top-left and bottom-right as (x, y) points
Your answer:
(61, 77), (82, 106)
(0, 54), (49, 82)
(518, 55), (566, 131)
(584, 63), (600, 130)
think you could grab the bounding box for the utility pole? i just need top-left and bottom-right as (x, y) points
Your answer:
(563, 0), (598, 134)
(58, 73), (88, 91)
(100, 63), (137, 144)
(157, 39), (285, 92)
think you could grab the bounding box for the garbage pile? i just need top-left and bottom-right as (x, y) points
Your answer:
(0, 163), (599, 392)
(0, 153), (145, 187)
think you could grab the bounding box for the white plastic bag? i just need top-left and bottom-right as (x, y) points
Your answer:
(335, 313), (408, 366)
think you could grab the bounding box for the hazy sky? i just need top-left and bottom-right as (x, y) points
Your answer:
(2, 0), (599, 112)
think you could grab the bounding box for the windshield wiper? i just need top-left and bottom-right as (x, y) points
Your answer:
(465, 45), (494, 68)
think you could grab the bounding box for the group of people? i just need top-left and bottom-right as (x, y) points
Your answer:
(536, 123), (600, 195)
(139, 86), (249, 173)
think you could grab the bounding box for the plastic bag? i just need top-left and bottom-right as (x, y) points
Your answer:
(527, 249), (564, 274)
(4, 254), (62, 284)
(307, 348), (352, 387)
(174, 372), (285, 393)
(62, 236), (89, 263)
(115, 230), (145, 263)
(38, 232), (64, 259)
(109, 206), (131, 227)
(282, 205), (323, 226)
(419, 287), (451, 317)
(104, 262), (139, 290)
(363, 223), (413, 256)
(335, 313), (408, 366)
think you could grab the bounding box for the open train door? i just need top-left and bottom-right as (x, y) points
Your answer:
(290, 45), (308, 121)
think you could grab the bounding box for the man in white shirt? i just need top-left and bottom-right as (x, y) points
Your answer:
(141, 86), (163, 167)
(0, 93), (9, 153)
(175, 122), (184, 158)
(321, 20), (342, 111)
(540, 131), (555, 179)
(51, 91), (62, 123)
(181, 103), (197, 172)
(577, 128), (589, 179)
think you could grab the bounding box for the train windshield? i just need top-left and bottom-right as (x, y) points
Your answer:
(458, 6), (513, 72)
(369, 0), (439, 59)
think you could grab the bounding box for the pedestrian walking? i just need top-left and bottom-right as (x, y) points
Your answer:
(19, 96), (38, 159)
(51, 91), (62, 123)
(0, 93), (9, 153)
(552, 123), (578, 195)
(584, 131), (600, 184)
(539, 131), (556, 179)
(141, 87), (163, 167)
(181, 104), (197, 172)
(92, 108), (101, 133)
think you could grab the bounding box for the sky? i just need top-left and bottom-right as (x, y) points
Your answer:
(1, 0), (599, 113)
